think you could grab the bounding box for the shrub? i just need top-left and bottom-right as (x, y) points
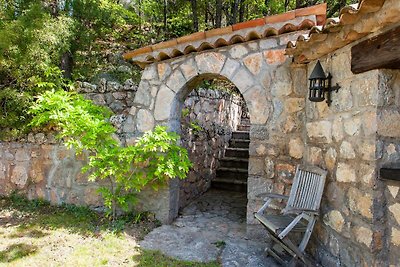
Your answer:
(30, 90), (191, 219)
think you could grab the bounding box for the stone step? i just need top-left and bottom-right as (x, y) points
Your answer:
(219, 157), (248, 169)
(229, 139), (250, 149)
(216, 167), (248, 180)
(241, 118), (250, 125)
(232, 131), (250, 140)
(211, 179), (247, 192)
(225, 147), (249, 158)
(237, 124), (250, 131)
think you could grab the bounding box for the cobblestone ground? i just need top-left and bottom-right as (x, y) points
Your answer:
(140, 189), (279, 266)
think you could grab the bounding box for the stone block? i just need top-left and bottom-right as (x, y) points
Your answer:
(264, 158), (274, 179)
(290, 66), (307, 96)
(15, 148), (30, 161)
(247, 177), (273, 199)
(326, 183), (345, 209)
(354, 226), (373, 248)
(332, 117), (344, 142)
(134, 81), (152, 107)
(166, 69), (186, 93)
(243, 86), (270, 124)
(248, 157), (264, 176)
(323, 210), (345, 233)
(348, 188), (373, 219)
(306, 121), (332, 143)
(179, 58), (198, 81)
(220, 58), (240, 79)
(84, 187), (102, 206)
(309, 146), (323, 165)
(339, 141), (356, 159)
(271, 66), (292, 97)
(388, 185), (399, 199)
(391, 227), (400, 246)
(357, 139), (376, 161)
(359, 163), (375, 186)
(11, 165), (28, 189)
(142, 65), (157, 80)
(195, 52), (226, 74)
(259, 39), (278, 50)
(275, 163), (295, 182)
(285, 98), (305, 113)
(378, 110), (400, 138)
(288, 137), (304, 159)
(331, 86), (353, 112)
(325, 148), (337, 171)
(336, 163), (356, 183)
(263, 49), (286, 65)
(122, 115), (135, 133)
(231, 69), (255, 94)
(157, 62), (172, 81)
(229, 44), (248, 59)
(353, 75), (379, 107)
(154, 86), (175, 121)
(344, 116), (361, 136)
(362, 111), (377, 136)
(389, 203), (400, 224)
(243, 53), (263, 75)
(136, 109), (155, 132)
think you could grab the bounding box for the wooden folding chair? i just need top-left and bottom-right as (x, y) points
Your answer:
(254, 165), (327, 266)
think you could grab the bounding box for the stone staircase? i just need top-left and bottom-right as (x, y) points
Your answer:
(212, 118), (250, 192)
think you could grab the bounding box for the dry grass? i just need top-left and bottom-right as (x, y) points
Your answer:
(0, 195), (219, 267)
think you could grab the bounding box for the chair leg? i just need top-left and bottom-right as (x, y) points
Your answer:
(282, 238), (315, 267)
(266, 248), (286, 266)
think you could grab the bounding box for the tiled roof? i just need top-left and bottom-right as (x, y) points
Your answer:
(286, 0), (400, 63)
(124, 4), (327, 68)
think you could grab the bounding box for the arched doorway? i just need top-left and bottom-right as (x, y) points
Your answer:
(178, 77), (249, 218)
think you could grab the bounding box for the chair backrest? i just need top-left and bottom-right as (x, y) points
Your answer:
(285, 165), (327, 214)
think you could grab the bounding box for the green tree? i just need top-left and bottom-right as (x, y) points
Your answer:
(29, 90), (192, 220)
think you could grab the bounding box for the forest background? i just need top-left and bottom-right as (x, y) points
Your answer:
(0, 0), (357, 138)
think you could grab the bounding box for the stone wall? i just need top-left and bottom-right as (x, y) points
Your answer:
(0, 142), (102, 207)
(301, 44), (400, 266)
(376, 70), (400, 266)
(0, 78), (141, 209)
(179, 87), (244, 208)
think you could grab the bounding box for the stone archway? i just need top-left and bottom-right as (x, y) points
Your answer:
(131, 40), (306, 224)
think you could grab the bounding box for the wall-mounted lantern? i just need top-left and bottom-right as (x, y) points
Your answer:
(308, 60), (340, 106)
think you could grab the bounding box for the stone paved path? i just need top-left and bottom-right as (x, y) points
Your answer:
(139, 189), (279, 266)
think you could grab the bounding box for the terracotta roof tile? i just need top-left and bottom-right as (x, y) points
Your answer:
(205, 26), (233, 38)
(264, 11), (295, 24)
(177, 32), (206, 44)
(124, 3), (327, 67)
(152, 39), (178, 50)
(232, 18), (265, 31)
(286, 0), (398, 63)
(295, 3), (327, 17)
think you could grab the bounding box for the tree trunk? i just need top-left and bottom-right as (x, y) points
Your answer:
(60, 52), (73, 80)
(163, 0), (168, 32)
(239, 0), (245, 22)
(215, 0), (222, 28)
(328, 0), (347, 17)
(284, 0), (290, 11)
(263, 0), (271, 16)
(190, 0), (199, 32)
(230, 0), (239, 25)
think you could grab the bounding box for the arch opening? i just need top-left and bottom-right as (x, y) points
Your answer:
(176, 75), (250, 223)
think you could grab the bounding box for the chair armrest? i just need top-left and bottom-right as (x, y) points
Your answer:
(285, 208), (319, 216)
(255, 194), (289, 215)
(256, 193), (289, 201)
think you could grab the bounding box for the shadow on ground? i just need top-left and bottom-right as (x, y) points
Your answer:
(139, 189), (279, 267)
